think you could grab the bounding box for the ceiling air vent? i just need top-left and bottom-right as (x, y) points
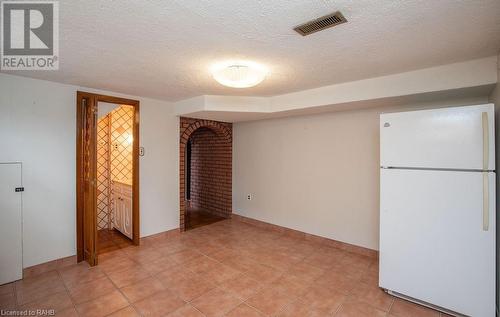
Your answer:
(294, 11), (347, 36)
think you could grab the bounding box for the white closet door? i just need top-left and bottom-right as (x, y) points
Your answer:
(0, 163), (23, 284)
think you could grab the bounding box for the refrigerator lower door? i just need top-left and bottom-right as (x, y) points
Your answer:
(380, 169), (495, 317)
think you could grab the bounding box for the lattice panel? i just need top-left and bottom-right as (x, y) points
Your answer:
(111, 106), (134, 184)
(83, 103), (93, 183)
(97, 115), (111, 230)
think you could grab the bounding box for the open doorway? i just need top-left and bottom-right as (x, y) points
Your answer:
(179, 118), (233, 231)
(76, 92), (140, 266)
(184, 128), (226, 230)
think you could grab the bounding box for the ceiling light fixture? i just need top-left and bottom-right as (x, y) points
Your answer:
(211, 61), (268, 88)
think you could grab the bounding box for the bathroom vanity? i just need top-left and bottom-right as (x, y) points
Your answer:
(112, 180), (133, 239)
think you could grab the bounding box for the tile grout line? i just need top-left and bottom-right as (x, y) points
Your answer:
(386, 296), (396, 317)
(188, 304), (207, 316)
(106, 245), (200, 316)
(13, 279), (18, 309)
(332, 301), (343, 316)
(242, 288), (284, 317)
(55, 268), (79, 315)
(100, 255), (150, 317)
(147, 240), (258, 315)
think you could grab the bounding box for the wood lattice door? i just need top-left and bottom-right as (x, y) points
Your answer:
(80, 96), (98, 266)
(77, 91), (140, 263)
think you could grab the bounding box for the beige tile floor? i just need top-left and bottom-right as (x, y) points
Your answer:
(0, 219), (448, 317)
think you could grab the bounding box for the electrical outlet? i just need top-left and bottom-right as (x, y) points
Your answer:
(247, 194), (252, 200)
(139, 147), (145, 156)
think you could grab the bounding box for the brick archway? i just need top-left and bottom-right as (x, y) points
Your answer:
(179, 117), (232, 231)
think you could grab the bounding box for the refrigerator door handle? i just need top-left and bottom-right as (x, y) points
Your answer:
(483, 172), (489, 231)
(482, 112), (489, 170)
(482, 112), (489, 231)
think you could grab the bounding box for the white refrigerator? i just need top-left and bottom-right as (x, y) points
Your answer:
(379, 104), (496, 317)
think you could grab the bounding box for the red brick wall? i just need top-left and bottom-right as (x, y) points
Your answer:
(179, 117), (232, 231)
(189, 127), (232, 217)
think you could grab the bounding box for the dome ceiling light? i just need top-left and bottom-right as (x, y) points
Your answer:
(211, 61), (268, 88)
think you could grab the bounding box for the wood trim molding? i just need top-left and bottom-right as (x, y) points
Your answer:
(76, 92), (84, 262)
(232, 214), (378, 258)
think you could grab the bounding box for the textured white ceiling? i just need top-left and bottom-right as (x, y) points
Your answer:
(4, 0), (500, 101)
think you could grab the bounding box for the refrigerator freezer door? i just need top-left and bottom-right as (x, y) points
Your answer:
(379, 168), (495, 317)
(380, 104), (495, 170)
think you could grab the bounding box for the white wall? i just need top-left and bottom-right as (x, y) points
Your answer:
(138, 99), (179, 237)
(0, 74), (179, 267)
(233, 97), (490, 250)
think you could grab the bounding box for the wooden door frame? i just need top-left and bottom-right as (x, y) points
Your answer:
(76, 91), (140, 263)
